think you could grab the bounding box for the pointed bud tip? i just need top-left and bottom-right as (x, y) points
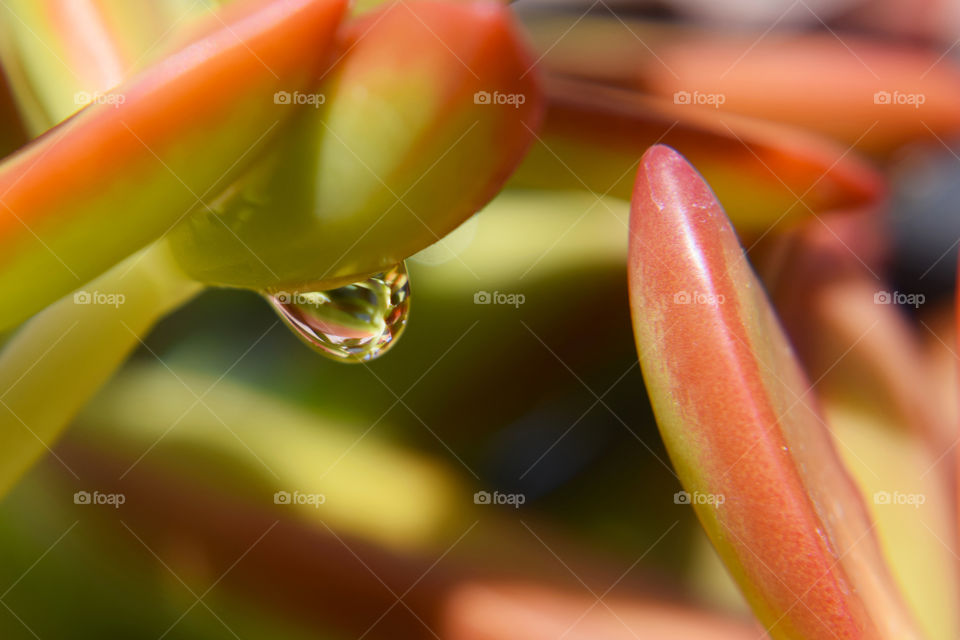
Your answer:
(632, 144), (730, 256)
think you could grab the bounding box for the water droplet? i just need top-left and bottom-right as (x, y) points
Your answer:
(265, 263), (410, 363)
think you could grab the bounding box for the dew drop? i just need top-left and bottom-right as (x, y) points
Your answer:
(265, 263), (410, 363)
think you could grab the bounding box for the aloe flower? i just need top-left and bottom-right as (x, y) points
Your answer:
(0, 1), (958, 639)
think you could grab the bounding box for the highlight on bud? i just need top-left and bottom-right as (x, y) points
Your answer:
(627, 145), (922, 639)
(168, 0), (544, 291)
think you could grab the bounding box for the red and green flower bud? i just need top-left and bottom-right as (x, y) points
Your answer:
(0, 0), (348, 330)
(628, 145), (921, 640)
(168, 1), (544, 291)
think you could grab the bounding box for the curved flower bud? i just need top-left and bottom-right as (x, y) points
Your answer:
(0, 0), (348, 330)
(168, 0), (544, 291)
(522, 14), (960, 154)
(628, 145), (920, 639)
(510, 78), (883, 233)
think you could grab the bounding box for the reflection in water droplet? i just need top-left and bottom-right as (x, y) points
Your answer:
(265, 263), (410, 363)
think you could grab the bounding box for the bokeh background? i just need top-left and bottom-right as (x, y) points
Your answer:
(1, 0), (959, 638)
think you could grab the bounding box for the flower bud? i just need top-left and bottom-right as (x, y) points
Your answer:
(169, 1), (544, 291)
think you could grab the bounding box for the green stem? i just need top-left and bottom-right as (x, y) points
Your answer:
(0, 243), (201, 497)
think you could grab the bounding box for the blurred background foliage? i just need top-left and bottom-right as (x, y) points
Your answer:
(0, 189), (734, 638)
